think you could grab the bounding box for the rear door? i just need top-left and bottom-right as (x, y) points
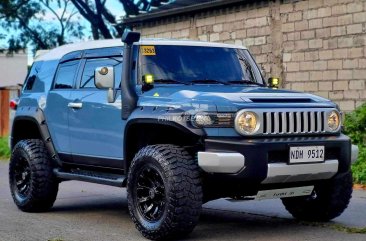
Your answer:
(45, 57), (82, 158)
(68, 47), (125, 169)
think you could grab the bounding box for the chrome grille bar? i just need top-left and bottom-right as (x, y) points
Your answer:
(303, 112), (309, 133)
(274, 112), (280, 133)
(317, 111), (322, 132)
(266, 112), (271, 134)
(310, 111), (315, 132)
(296, 112), (301, 133)
(289, 112), (294, 133)
(282, 112), (287, 133)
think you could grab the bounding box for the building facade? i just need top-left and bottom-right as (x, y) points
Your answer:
(124, 0), (366, 111)
(0, 51), (27, 136)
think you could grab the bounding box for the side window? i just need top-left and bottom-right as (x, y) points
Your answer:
(80, 57), (122, 88)
(23, 61), (43, 92)
(54, 60), (80, 89)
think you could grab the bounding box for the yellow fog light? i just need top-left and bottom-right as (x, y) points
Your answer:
(327, 110), (340, 131)
(143, 74), (154, 84)
(268, 77), (281, 89)
(235, 111), (260, 135)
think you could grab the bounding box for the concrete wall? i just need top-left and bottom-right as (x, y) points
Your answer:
(134, 0), (366, 111)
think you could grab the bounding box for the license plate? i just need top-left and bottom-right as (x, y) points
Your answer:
(255, 186), (314, 200)
(289, 146), (324, 164)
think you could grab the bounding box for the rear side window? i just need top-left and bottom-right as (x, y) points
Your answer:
(80, 57), (122, 88)
(23, 61), (43, 92)
(54, 60), (80, 89)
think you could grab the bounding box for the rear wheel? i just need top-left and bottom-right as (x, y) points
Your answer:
(282, 171), (353, 221)
(127, 144), (202, 240)
(9, 139), (59, 212)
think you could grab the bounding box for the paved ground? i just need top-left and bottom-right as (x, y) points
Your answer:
(0, 161), (365, 241)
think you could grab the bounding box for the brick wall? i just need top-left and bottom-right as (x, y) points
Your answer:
(133, 0), (366, 111)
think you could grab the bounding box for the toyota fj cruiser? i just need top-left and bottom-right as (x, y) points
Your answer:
(9, 31), (359, 240)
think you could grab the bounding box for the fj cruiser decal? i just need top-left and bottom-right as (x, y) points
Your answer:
(141, 46), (156, 56)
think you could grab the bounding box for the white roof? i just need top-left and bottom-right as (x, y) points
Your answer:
(36, 39), (247, 61)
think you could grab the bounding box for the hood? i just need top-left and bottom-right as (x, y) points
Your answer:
(138, 85), (336, 112)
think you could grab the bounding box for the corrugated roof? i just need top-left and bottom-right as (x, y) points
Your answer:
(123, 0), (244, 25)
(147, 0), (217, 12)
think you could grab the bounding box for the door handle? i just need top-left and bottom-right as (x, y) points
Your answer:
(68, 102), (83, 109)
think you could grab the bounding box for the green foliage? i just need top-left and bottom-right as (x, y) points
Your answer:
(0, 0), (84, 54)
(0, 137), (10, 160)
(343, 103), (366, 184)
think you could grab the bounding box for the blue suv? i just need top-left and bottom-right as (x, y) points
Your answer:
(9, 31), (358, 240)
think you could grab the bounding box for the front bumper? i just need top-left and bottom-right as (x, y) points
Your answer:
(198, 134), (352, 184)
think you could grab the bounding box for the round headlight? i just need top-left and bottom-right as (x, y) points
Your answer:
(193, 113), (213, 127)
(327, 110), (340, 131)
(235, 111), (260, 135)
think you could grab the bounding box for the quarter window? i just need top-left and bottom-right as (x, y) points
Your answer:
(80, 57), (122, 88)
(23, 62), (43, 92)
(54, 60), (80, 89)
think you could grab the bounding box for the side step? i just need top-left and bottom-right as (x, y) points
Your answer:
(54, 169), (126, 187)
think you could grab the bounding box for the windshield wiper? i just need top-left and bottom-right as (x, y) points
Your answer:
(190, 79), (229, 85)
(227, 80), (265, 86)
(154, 78), (189, 85)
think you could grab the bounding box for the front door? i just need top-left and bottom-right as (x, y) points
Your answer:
(68, 56), (125, 169)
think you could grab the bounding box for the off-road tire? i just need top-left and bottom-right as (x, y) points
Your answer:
(9, 139), (59, 212)
(127, 144), (202, 240)
(282, 171), (353, 221)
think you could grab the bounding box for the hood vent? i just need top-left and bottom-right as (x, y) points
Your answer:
(248, 98), (313, 103)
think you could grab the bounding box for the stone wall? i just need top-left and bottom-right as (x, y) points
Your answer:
(133, 0), (366, 111)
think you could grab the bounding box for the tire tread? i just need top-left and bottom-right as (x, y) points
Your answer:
(127, 144), (202, 240)
(9, 139), (58, 212)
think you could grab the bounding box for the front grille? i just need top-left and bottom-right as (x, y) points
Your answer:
(263, 110), (326, 135)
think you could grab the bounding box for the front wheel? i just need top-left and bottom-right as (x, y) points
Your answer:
(282, 171), (353, 221)
(127, 145), (202, 240)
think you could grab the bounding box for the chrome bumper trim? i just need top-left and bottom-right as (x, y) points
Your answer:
(197, 152), (245, 173)
(351, 144), (359, 164)
(262, 159), (339, 184)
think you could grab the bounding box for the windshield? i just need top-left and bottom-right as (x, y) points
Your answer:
(139, 45), (264, 85)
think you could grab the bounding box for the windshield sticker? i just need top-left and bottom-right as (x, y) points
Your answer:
(141, 46), (156, 56)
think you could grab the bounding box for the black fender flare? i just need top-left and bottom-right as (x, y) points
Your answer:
(123, 106), (205, 170)
(12, 106), (62, 166)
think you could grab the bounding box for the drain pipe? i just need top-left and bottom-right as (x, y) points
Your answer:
(121, 30), (141, 120)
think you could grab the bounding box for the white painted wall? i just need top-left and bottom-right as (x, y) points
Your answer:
(0, 51), (28, 88)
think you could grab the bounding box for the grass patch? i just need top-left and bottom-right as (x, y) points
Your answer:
(344, 103), (366, 184)
(0, 136), (10, 160)
(332, 224), (366, 234)
(301, 221), (366, 234)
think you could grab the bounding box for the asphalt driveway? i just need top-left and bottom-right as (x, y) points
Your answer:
(0, 161), (365, 241)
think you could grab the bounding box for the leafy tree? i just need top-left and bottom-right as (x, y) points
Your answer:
(69, 0), (172, 40)
(0, 0), (173, 53)
(344, 103), (366, 184)
(70, 0), (122, 39)
(0, 0), (84, 53)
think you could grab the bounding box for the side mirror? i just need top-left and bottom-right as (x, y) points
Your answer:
(95, 66), (114, 89)
(95, 66), (116, 103)
(268, 77), (281, 89)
